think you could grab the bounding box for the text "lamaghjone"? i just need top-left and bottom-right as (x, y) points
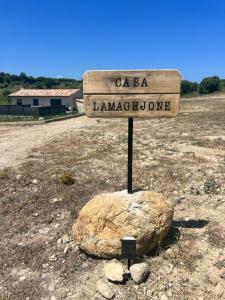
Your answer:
(93, 101), (171, 112)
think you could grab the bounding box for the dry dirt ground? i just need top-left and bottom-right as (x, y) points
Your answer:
(0, 117), (97, 169)
(0, 96), (225, 300)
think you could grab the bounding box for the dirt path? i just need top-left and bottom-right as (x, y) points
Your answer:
(0, 116), (97, 169)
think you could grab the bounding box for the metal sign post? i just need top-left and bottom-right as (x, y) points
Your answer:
(83, 69), (181, 262)
(127, 118), (133, 194)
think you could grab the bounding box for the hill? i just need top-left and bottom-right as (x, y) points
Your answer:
(0, 72), (82, 104)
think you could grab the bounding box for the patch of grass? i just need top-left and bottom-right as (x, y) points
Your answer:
(60, 170), (76, 185)
(206, 221), (225, 248)
(204, 178), (221, 194)
(0, 167), (12, 180)
(117, 133), (127, 144)
(214, 259), (225, 270)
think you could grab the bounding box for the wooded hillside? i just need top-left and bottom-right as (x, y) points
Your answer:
(0, 72), (82, 104)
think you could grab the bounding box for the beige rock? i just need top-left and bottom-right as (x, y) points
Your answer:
(104, 259), (124, 283)
(64, 245), (70, 254)
(62, 233), (70, 244)
(130, 262), (150, 284)
(72, 190), (173, 258)
(32, 179), (39, 185)
(57, 238), (63, 244)
(96, 279), (115, 299)
(160, 294), (169, 300)
(48, 254), (57, 261)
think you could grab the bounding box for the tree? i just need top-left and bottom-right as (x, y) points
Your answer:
(2, 88), (11, 98)
(199, 76), (220, 94)
(219, 79), (225, 91)
(181, 80), (198, 94)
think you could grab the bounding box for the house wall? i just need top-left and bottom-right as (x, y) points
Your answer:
(10, 91), (83, 109)
(74, 99), (84, 113)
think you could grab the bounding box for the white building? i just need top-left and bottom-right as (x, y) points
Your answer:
(9, 89), (84, 112)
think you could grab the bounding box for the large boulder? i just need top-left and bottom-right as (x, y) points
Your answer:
(72, 190), (173, 258)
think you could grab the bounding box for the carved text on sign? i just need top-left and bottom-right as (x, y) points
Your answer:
(115, 77), (148, 88)
(93, 100), (171, 112)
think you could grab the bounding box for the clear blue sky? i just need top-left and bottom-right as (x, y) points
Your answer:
(0, 0), (224, 82)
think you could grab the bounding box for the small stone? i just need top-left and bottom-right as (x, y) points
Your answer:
(104, 259), (124, 283)
(16, 174), (21, 180)
(32, 179), (38, 185)
(49, 254), (57, 261)
(163, 264), (174, 274)
(62, 233), (70, 244)
(57, 238), (63, 244)
(64, 245), (70, 254)
(215, 284), (224, 297)
(130, 262), (150, 284)
(50, 197), (63, 204)
(160, 294), (169, 300)
(96, 279), (115, 299)
(19, 275), (26, 282)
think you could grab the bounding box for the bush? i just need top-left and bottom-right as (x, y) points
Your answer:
(181, 80), (198, 95)
(219, 79), (225, 91)
(204, 178), (220, 194)
(199, 76), (220, 94)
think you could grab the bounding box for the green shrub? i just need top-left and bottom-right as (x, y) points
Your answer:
(199, 76), (220, 94)
(204, 178), (220, 194)
(181, 80), (198, 95)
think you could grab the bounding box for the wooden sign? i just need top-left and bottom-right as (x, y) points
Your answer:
(83, 70), (181, 118)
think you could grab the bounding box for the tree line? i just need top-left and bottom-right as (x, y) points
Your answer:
(0, 72), (82, 103)
(181, 76), (225, 95)
(0, 72), (225, 104)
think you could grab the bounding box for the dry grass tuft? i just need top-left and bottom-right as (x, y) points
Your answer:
(60, 170), (76, 185)
(206, 221), (225, 248)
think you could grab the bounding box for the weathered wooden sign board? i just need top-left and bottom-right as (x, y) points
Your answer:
(83, 70), (181, 118)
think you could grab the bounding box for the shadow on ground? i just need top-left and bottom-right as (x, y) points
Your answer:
(144, 219), (209, 258)
(172, 219), (209, 228)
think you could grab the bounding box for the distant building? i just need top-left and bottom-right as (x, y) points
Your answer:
(9, 88), (83, 112)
